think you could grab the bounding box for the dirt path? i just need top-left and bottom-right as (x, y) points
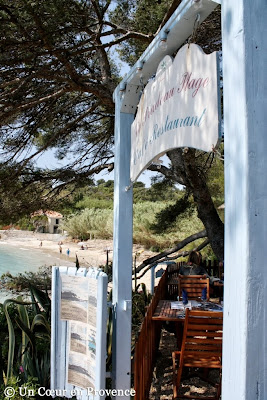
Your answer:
(149, 328), (176, 399)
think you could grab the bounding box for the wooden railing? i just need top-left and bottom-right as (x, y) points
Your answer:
(134, 271), (167, 400)
(203, 260), (223, 279)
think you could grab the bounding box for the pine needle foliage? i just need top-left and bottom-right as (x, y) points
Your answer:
(150, 194), (194, 234)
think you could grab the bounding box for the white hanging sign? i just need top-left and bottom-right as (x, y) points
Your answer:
(130, 44), (221, 182)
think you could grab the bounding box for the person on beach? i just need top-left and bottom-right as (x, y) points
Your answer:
(39, 241), (43, 247)
(66, 248), (70, 257)
(59, 245), (62, 254)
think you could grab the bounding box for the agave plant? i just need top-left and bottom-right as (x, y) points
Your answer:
(3, 285), (51, 386)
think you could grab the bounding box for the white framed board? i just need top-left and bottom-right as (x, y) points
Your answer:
(51, 266), (108, 400)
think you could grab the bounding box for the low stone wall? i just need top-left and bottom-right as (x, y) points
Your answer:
(0, 230), (66, 242)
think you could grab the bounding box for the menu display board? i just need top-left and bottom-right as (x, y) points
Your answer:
(60, 272), (102, 390)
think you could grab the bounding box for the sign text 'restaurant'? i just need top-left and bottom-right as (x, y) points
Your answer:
(130, 44), (220, 182)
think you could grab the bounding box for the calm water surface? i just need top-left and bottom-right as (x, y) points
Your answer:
(0, 242), (73, 301)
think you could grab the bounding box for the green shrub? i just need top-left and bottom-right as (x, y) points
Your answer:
(16, 217), (35, 231)
(0, 376), (39, 400)
(1, 267), (51, 296)
(75, 198), (112, 210)
(61, 201), (210, 259)
(63, 208), (113, 239)
(132, 202), (204, 250)
(63, 201), (206, 251)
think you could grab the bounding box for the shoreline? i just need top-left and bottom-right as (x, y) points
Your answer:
(0, 231), (165, 292)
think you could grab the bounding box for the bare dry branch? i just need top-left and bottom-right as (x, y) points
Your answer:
(135, 238), (210, 279)
(135, 229), (207, 274)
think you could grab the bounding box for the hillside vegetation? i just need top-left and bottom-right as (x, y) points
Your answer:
(4, 161), (223, 259)
(62, 168), (224, 256)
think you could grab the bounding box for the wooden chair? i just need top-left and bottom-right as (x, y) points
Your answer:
(172, 309), (223, 400)
(178, 274), (210, 301)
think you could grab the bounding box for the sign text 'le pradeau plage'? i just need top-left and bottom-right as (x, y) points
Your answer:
(130, 44), (221, 182)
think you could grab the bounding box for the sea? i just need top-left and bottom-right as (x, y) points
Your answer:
(0, 241), (73, 302)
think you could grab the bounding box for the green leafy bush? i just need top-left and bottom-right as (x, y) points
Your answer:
(1, 267), (51, 295)
(63, 200), (205, 251)
(0, 376), (39, 400)
(63, 208), (113, 239)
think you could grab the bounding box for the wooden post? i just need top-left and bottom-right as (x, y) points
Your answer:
(222, 0), (267, 398)
(111, 1), (221, 397)
(112, 87), (134, 399)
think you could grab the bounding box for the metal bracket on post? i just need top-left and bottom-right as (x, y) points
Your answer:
(120, 84), (143, 114)
(123, 300), (132, 311)
(125, 181), (134, 192)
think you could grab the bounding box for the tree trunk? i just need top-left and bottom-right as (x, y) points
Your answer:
(167, 148), (224, 261)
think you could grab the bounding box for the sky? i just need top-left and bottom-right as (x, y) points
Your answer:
(34, 149), (158, 187)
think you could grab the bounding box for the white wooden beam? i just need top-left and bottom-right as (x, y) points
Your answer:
(222, 0), (267, 398)
(120, 0), (219, 114)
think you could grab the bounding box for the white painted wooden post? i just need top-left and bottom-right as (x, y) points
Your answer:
(112, 87), (134, 399)
(222, 1), (267, 398)
(111, 2), (220, 397)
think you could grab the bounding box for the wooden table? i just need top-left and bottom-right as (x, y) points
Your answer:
(152, 299), (223, 321)
(152, 299), (223, 349)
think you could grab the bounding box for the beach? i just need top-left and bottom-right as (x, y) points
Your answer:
(0, 230), (165, 292)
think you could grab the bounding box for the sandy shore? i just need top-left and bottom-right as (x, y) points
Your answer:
(0, 231), (167, 292)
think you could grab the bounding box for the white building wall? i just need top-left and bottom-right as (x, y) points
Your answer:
(47, 217), (61, 234)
